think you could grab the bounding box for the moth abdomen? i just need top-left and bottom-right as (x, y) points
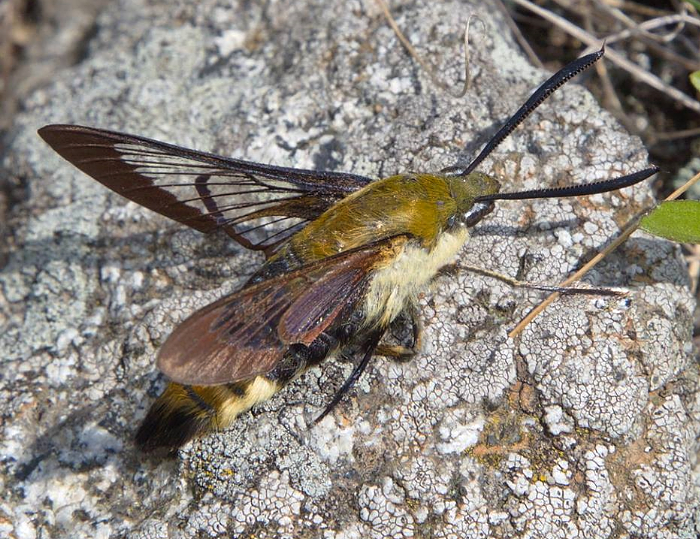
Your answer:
(136, 379), (279, 452)
(136, 383), (217, 452)
(136, 333), (346, 451)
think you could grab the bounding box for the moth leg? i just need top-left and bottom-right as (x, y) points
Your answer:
(376, 305), (422, 362)
(314, 328), (385, 424)
(461, 264), (625, 296)
(268, 332), (339, 385)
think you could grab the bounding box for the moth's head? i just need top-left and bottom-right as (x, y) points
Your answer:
(448, 172), (500, 227)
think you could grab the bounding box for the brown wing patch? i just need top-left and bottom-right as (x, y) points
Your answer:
(38, 125), (372, 255)
(278, 263), (369, 342)
(157, 239), (401, 385)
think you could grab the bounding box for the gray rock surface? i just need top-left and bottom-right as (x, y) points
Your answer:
(2, 0), (698, 537)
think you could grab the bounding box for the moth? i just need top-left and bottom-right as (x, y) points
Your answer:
(39, 48), (657, 451)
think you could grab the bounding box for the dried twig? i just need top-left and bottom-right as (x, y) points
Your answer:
(511, 0), (700, 115)
(653, 127), (700, 142)
(509, 168), (700, 338)
(375, 0), (474, 97)
(494, 0), (544, 68)
(601, 14), (700, 70)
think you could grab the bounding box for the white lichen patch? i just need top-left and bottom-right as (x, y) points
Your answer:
(226, 471), (305, 537)
(436, 409), (484, 454)
(618, 395), (698, 536)
(310, 416), (356, 465)
(635, 284), (694, 390)
(394, 454), (449, 507)
(358, 479), (415, 539)
(543, 405), (574, 435)
(520, 295), (649, 438)
(576, 445), (618, 538)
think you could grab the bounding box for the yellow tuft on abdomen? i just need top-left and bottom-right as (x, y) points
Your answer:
(216, 377), (280, 426)
(136, 376), (282, 452)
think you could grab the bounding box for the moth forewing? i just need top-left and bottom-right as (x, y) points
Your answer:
(37, 124), (372, 255)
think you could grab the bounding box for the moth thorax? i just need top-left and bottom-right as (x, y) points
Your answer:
(461, 201), (495, 227)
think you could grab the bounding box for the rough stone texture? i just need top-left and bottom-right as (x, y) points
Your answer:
(1, 0), (698, 538)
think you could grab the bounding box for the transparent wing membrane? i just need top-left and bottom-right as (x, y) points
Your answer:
(38, 125), (372, 255)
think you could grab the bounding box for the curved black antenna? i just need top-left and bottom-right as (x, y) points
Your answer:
(443, 47), (605, 177)
(474, 166), (658, 203)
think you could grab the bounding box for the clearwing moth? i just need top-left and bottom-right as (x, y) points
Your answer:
(38, 48), (658, 451)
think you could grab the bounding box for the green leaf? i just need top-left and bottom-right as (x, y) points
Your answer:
(639, 200), (700, 243)
(691, 71), (700, 93)
(684, 0), (700, 12)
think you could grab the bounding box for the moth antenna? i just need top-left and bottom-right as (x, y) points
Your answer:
(474, 166), (658, 203)
(443, 47), (605, 176)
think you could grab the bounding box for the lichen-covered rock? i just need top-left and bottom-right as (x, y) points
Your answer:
(1, 0), (698, 537)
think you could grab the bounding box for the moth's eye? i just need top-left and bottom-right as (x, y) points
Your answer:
(446, 215), (456, 228)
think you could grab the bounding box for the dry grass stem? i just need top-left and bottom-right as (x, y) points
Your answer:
(376, 0), (474, 97)
(511, 0), (700, 114)
(510, 169), (700, 338)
